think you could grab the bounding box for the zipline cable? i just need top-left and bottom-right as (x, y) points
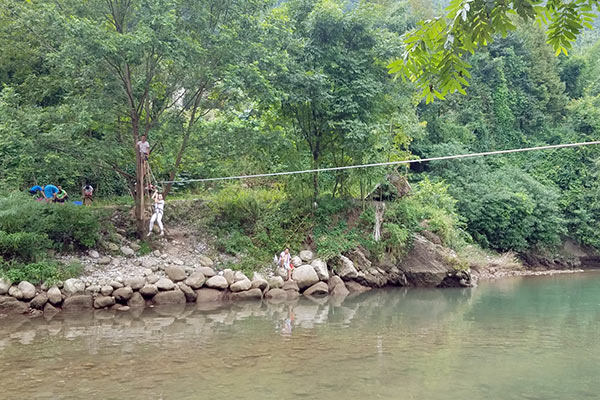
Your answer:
(160, 140), (600, 184)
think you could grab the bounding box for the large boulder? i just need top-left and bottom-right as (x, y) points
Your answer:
(100, 285), (114, 296)
(345, 248), (372, 272)
(282, 280), (299, 292)
(140, 284), (159, 298)
(268, 276), (284, 289)
(345, 281), (372, 294)
(327, 275), (344, 292)
(30, 292), (48, 309)
(165, 266), (187, 282)
(265, 288), (288, 301)
(397, 235), (455, 287)
(47, 286), (63, 305)
(303, 282), (329, 297)
(331, 282), (350, 297)
(113, 287), (134, 303)
(205, 275), (229, 290)
(124, 277), (146, 290)
(233, 271), (248, 282)
(195, 288), (224, 303)
(198, 255), (214, 267)
(291, 265), (319, 290)
(177, 283), (197, 302)
(63, 279), (85, 295)
(8, 286), (23, 300)
(335, 256), (358, 280)
(291, 256), (303, 268)
(63, 295), (93, 311)
(153, 290), (186, 305)
(230, 288), (263, 301)
(185, 271), (206, 289)
(18, 281), (36, 301)
(94, 295), (116, 309)
(230, 279), (252, 292)
(299, 250), (314, 262)
(156, 278), (175, 291)
(127, 292), (146, 308)
(251, 272), (269, 292)
(0, 278), (11, 295)
(223, 269), (235, 285)
(0, 296), (28, 315)
(311, 259), (329, 281)
(197, 266), (216, 277)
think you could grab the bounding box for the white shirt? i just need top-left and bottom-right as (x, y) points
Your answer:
(154, 200), (164, 213)
(137, 140), (150, 155)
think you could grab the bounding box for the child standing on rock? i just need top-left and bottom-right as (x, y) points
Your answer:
(278, 248), (293, 280)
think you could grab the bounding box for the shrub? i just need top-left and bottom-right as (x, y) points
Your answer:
(0, 260), (83, 285)
(0, 231), (51, 263)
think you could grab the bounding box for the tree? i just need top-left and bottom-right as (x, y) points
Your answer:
(4, 0), (271, 235)
(388, 0), (599, 102)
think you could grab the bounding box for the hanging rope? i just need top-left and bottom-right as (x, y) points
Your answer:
(160, 140), (600, 185)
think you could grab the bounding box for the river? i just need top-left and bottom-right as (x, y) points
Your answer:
(1, 272), (599, 400)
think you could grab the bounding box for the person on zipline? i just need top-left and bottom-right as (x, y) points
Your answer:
(54, 185), (69, 203)
(147, 190), (165, 237)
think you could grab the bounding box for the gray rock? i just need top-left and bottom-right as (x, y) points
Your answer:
(125, 277), (146, 290)
(153, 250), (161, 257)
(299, 249), (314, 262)
(94, 295), (116, 309)
(18, 281), (36, 301)
(100, 285), (113, 296)
(107, 242), (119, 252)
(205, 275), (229, 290)
(233, 271), (248, 282)
(153, 290), (186, 305)
(8, 286), (23, 300)
(327, 275), (344, 291)
(142, 258), (158, 269)
(177, 283), (197, 302)
(172, 259), (184, 266)
(282, 280), (300, 292)
(113, 287), (134, 303)
(0, 278), (12, 295)
(331, 283), (350, 297)
(30, 292), (48, 309)
(345, 248), (372, 272)
(63, 278), (85, 295)
(0, 296), (28, 315)
(156, 278), (175, 291)
(88, 250), (100, 259)
(286, 290), (300, 300)
(43, 302), (59, 315)
(127, 292), (146, 308)
(223, 269), (234, 285)
(120, 246), (135, 257)
(291, 256), (303, 268)
(140, 284), (159, 297)
(146, 274), (160, 284)
(251, 273), (269, 292)
(47, 286), (63, 305)
(185, 271), (206, 289)
(130, 242), (141, 252)
(197, 266), (216, 278)
(397, 234), (456, 287)
(85, 285), (101, 294)
(165, 266), (187, 282)
(275, 267), (287, 279)
(303, 281), (329, 297)
(337, 256), (358, 280)
(230, 279), (252, 292)
(345, 281), (372, 294)
(267, 276), (284, 289)
(291, 265), (319, 290)
(230, 288), (263, 301)
(198, 255), (214, 267)
(98, 256), (111, 265)
(265, 288), (288, 301)
(63, 295), (93, 311)
(110, 280), (124, 289)
(311, 259), (329, 281)
(195, 288), (224, 303)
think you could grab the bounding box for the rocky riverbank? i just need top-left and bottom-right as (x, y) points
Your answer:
(1, 232), (476, 318)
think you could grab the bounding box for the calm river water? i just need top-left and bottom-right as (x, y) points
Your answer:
(1, 272), (600, 400)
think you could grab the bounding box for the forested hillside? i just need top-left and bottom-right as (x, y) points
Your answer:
(1, 0), (599, 271)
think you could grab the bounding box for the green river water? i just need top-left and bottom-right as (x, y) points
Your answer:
(1, 272), (599, 400)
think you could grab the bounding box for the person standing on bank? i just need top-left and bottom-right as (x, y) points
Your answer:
(279, 248), (293, 281)
(147, 191), (165, 237)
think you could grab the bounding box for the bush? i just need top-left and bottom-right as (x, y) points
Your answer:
(0, 231), (51, 262)
(0, 260), (83, 285)
(0, 193), (103, 251)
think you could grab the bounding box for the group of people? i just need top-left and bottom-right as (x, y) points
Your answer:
(29, 184), (94, 205)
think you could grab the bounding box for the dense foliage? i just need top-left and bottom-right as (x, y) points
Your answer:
(1, 0), (599, 271)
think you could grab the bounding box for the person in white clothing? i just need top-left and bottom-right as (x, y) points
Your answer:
(279, 248), (292, 280)
(137, 135), (150, 160)
(147, 191), (165, 237)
